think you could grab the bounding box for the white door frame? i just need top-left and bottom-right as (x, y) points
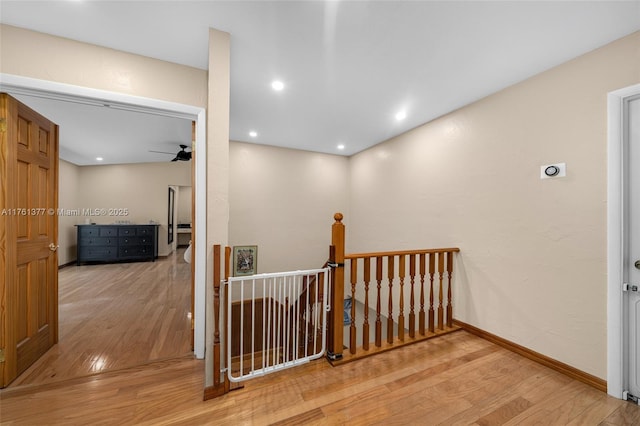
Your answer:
(0, 73), (207, 359)
(607, 82), (640, 398)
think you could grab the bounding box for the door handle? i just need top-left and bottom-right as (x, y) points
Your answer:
(635, 260), (640, 270)
(49, 243), (59, 252)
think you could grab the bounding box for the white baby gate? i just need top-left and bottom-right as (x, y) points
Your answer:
(226, 268), (330, 382)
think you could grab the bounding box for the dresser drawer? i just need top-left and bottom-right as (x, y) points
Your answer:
(136, 227), (154, 236)
(118, 227), (137, 236)
(99, 227), (118, 237)
(80, 237), (117, 246)
(120, 235), (154, 246)
(138, 236), (153, 246)
(79, 226), (100, 237)
(119, 246), (153, 258)
(119, 236), (141, 246)
(80, 246), (117, 259)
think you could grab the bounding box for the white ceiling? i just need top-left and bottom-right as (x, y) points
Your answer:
(1, 1), (639, 165)
(10, 93), (194, 165)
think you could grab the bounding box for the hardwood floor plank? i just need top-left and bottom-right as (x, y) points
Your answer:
(476, 396), (533, 426)
(8, 250), (192, 388)
(600, 402), (640, 426)
(565, 392), (631, 425)
(269, 407), (326, 426)
(2, 331), (639, 425)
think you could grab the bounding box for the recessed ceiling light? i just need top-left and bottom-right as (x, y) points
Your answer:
(395, 110), (407, 121)
(271, 80), (284, 91)
(337, 144), (345, 150)
(249, 131), (258, 138)
(96, 157), (103, 161)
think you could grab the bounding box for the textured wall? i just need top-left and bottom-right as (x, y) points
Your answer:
(348, 32), (640, 379)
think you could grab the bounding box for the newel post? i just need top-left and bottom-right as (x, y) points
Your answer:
(328, 213), (345, 360)
(204, 244), (227, 400)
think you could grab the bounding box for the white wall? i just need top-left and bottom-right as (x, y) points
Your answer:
(229, 141), (350, 273)
(348, 31), (640, 379)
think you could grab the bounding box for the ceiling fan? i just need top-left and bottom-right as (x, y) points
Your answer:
(149, 144), (192, 162)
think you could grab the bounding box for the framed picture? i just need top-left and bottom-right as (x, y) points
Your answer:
(233, 245), (257, 276)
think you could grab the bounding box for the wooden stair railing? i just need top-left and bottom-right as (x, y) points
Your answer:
(206, 213), (461, 398)
(328, 213), (461, 365)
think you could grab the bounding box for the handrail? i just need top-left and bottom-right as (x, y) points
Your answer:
(345, 248), (460, 259)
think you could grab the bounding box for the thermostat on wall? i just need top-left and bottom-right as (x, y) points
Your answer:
(540, 163), (566, 179)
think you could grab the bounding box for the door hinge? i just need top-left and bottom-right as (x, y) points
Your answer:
(623, 390), (640, 405)
(0, 118), (6, 133)
(0, 348), (4, 363)
(623, 283), (639, 292)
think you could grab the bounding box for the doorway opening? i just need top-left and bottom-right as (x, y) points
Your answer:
(0, 73), (207, 387)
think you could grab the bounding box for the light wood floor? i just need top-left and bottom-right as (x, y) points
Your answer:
(8, 249), (192, 388)
(2, 331), (638, 425)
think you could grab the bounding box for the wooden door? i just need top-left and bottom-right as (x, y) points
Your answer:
(0, 93), (59, 388)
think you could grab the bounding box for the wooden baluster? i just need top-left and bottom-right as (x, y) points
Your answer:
(213, 244), (222, 386)
(398, 254), (405, 341)
(447, 251), (454, 328)
(375, 256), (383, 347)
(204, 244), (230, 399)
(308, 296), (314, 355)
(428, 253), (435, 333)
(349, 258), (357, 354)
(363, 257), (370, 350)
(419, 253), (426, 335)
(387, 255), (395, 344)
(409, 254), (416, 339)
(326, 245), (335, 356)
(438, 252), (445, 331)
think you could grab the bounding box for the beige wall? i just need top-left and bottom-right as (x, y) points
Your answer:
(59, 139), (347, 272)
(205, 28), (231, 387)
(76, 162), (191, 256)
(0, 25), (207, 107)
(229, 141), (350, 273)
(57, 161), (191, 260)
(349, 31), (640, 379)
(58, 159), (81, 265)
